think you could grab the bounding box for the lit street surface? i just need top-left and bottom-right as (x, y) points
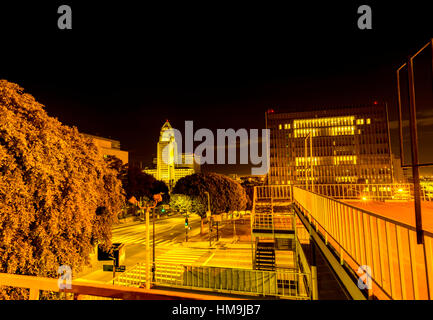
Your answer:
(75, 214), (261, 284)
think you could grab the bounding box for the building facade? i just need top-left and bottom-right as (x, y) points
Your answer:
(266, 104), (393, 185)
(83, 133), (129, 164)
(156, 121), (177, 184)
(144, 121), (200, 188)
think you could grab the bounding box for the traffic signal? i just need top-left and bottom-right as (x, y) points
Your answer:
(185, 217), (189, 226)
(161, 208), (165, 213)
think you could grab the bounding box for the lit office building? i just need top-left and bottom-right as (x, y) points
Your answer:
(266, 104), (393, 185)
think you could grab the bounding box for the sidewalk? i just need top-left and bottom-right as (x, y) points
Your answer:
(181, 218), (252, 249)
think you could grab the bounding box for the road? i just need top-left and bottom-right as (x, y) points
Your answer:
(75, 214), (255, 284)
(111, 213), (202, 246)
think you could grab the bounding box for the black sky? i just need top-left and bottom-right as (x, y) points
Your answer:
(1, 2), (432, 175)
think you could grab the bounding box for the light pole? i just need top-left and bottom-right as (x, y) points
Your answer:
(304, 132), (313, 191)
(204, 191), (211, 247)
(137, 193), (162, 289)
(152, 193), (163, 283)
(152, 206), (156, 282)
(396, 39), (433, 244)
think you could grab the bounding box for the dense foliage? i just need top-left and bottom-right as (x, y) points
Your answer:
(169, 194), (206, 214)
(172, 173), (248, 217)
(122, 165), (167, 199)
(0, 80), (124, 298)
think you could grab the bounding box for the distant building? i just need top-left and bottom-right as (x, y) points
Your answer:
(391, 154), (406, 183)
(143, 121), (200, 188)
(82, 133), (129, 164)
(266, 104), (393, 185)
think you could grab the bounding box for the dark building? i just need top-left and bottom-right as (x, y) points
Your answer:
(266, 104), (393, 185)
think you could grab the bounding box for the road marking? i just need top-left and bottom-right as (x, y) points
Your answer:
(202, 252), (215, 266)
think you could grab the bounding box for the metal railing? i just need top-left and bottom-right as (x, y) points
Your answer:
(252, 213), (295, 231)
(308, 183), (433, 201)
(252, 186), (294, 231)
(256, 185), (292, 200)
(0, 273), (231, 300)
(293, 186), (433, 300)
(255, 183), (433, 202)
(115, 262), (311, 299)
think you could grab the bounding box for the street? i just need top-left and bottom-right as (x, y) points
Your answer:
(75, 214), (256, 284)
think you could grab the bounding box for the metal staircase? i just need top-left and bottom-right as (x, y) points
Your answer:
(255, 241), (276, 271)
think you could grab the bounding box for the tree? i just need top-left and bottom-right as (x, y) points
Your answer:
(0, 80), (124, 299)
(172, 173), (248, 216)
(169, 194), (206, 214)
(104, 155), (126, 177)
(122, 164), (168, 200)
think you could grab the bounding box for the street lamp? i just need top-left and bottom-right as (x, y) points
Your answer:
(396, 38), (433, 244)
(137, 193), (162, 289)
(304, 132), (313, 192)
(204, 191), (211, 247)
(152, 193), (164, 283)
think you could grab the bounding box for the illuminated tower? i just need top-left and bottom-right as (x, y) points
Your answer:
(157, 120), (177, 188)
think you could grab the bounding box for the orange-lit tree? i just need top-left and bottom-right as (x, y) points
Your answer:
(172, 173), (248, 234)
(0, 80), (124, 299)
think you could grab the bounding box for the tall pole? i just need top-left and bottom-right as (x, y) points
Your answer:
(265, 111), (269, 185)
(304, 133), (312, 190)
(152, 207), (156, 282)
(145, 207), (150, 289)
(310, 133), (313, 192)
(304, 136), (308, 190)
(185, 215), (188, 242)
(205, 192), (211, 247)
(407, 57), (424, 244)
(112, 258), (116, 286)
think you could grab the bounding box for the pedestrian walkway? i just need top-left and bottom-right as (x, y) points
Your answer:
(111, 233), (180, 247)
(201, 248), (252, 269)
(156, 247), (209, 265)
(114, 247), (210, 286)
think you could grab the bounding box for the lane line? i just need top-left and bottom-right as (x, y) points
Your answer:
(201, 252), (216, 266)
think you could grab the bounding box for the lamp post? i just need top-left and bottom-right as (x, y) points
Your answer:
(204, 191), (211, 247)
(152, 206), (155, 282)
(137, 193), (162, 289)
(396, 39), (433, 244)
(304, 132), (313, 191)
(152, 193), (163, 283)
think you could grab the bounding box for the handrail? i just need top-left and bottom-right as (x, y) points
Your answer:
(115, 262), (311, 299)
(297, 185), (433, 237)
(0, 273), (238, 300)
(293, 186), (433, 300)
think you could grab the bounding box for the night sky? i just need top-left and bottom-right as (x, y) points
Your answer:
(1, 2), (432, 175)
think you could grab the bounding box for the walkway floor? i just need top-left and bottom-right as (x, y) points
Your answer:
(345, 200), (433, 232)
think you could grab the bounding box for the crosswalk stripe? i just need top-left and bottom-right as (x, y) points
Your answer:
(114, 247), (211, 286)
(111, 237), (179, 247)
